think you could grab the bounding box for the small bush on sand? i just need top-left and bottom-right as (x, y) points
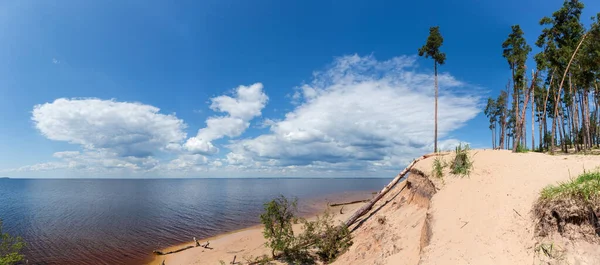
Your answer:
(432, 157), (447, 179)
(260, 196), (352, 264)
(450, 144), (473, 177)
(0, 220), (26, 265)
(533, 171), (600, 241)
(260, 195), (299, 259)
(299, 211), (352, 263)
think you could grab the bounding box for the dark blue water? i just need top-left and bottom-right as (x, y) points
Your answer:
(0, 178), (389, 265)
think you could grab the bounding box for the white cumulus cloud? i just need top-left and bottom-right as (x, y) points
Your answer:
(33, 98), (187, 157)
(224, 54), (480, 172)
(185, 83), (268, 155)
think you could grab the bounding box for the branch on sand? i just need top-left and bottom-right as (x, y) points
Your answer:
(329, 199), (370, 207)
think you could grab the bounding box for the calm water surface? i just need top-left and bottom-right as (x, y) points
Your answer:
(0, 178), (390, 265)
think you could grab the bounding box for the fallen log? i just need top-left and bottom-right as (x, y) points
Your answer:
(329, 199), (369, 207)
(343, 152), (444, 228)
(153, 245), (195, 255)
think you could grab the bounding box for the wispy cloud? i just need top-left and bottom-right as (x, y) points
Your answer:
(52, 58), (60, 64)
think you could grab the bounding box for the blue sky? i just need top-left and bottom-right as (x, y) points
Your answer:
(1, 0), (599, 178)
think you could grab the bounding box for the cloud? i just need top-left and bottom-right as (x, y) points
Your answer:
(33, 98), (187, 157)
(15, 98), (188, 175)
(14, 150), (160, 173)
(165, 154), (208, 172)
(8, 54), (481, 177)
(185, 83), (268, 155)
(52, 58), (60, 64)
(224, 54), (480, 172)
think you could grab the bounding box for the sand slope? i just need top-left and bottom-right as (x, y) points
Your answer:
(335, 149), (600, 265)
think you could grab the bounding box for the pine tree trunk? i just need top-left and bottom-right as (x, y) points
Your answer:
(512, 67), (519, 151)
(561, 110), (569, 153)
(551, 88), (560, 153)
(513, 71), (537, 152)
(539, 113), (543, 151)
(532, 87), (535, 151)
(542, 71), (555, 151)
(491, 127), (495, 149)
(499, 81), (510, 149)
(579, 91), (587, 150)
(595, 82), (600, 147)
(570, 76), (580, 152)
(583, 91), (591, 150)
(550, 32), (588, 154)
(434, 62), (438, 153)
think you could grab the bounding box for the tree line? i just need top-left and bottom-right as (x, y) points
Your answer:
(485, 0), (600, 153)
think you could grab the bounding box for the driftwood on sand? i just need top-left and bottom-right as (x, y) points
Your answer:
(153, 240), (212, 256)
(343, 152), (444, 228)
(329, 199), (370, 207)
(153, 245), (195, 256)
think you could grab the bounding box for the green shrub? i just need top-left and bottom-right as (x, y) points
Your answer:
(450, 144), (473, 177)
(299, 211), (352, 263)
(260, 196), (352, 264)
(0, 220), (26, 265)
(260, 195), (299, 259)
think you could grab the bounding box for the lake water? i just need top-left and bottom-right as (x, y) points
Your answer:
(0, 178), (391, 265)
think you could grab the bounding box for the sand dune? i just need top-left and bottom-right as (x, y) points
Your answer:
(150, 150), (600, 264)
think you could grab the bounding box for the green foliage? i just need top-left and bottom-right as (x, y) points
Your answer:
(0, 220), (26, 265)
(515, 143), (529, 153)
(260, 196), (352, 264)
(260, 195), (298, 259)
(299, 211), (352, 263)
(540, 171), (600, 202)
(502, 24), (531, 90)
(432, 157), (447, 179)
(450, 144), (473, 177)
(418, 26), (446, 65)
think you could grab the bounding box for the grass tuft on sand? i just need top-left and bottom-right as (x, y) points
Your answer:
(450, 144), (473, 177)
(539, 171), (600, 202)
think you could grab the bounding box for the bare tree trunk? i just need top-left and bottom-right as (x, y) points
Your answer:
(551, 32), (588, 154)
(579, 88), (590, 148)
(434, 62), (438, 153)
(499, 81), (510, 150)
(344, 153), (443, 228)
(570, 76), (580, 152)
(583, 90), (591, 150)
(539, 112), (543, 151)
(542, 71), (555, 151)
(532, 86), (535, 151)
(513, 71), (537, 152)
(595, 82), (600, 147)
(512, 67), (519, 151)
(560, 110), (567, 152)
(491, 127), (495, 149)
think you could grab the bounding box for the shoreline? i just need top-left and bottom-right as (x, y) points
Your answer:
(147, 191), (376, 264)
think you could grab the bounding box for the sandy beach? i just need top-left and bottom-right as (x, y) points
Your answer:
(148, 202), (366, 265)
(150, 149), (600, 265)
